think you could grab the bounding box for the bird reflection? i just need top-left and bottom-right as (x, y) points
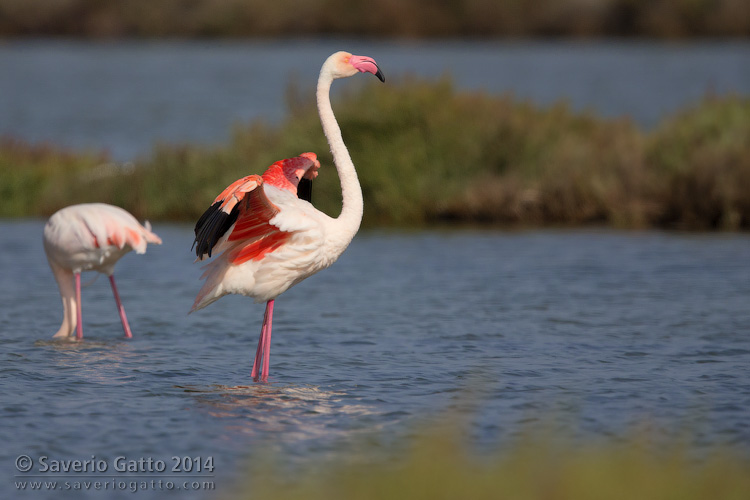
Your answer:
(34, 338), (144, 385)
(179, 383), (387, 444)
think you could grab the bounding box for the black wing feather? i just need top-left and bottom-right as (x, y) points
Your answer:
(297, 178), (313, 202)
(192, 201), (240, 258)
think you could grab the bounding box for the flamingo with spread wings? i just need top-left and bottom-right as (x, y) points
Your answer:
(191, 51), (384, 382)
(43, 203), (162, 340)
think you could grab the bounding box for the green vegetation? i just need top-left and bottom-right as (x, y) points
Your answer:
(0, 138), (105, 217)
(2, 80), (749, 230)
(1, 0), (748, 39)
(226, 428), (750, 500)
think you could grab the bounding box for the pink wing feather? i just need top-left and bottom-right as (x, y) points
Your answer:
(192, 153), (319, 263)
(72, 203), (161, 255)
(225, 176), (292, 265)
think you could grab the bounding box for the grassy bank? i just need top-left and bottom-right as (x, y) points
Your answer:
(227, 428), (750, 500)
(1, 0), (749, 38)
(2, 80), (749, 230)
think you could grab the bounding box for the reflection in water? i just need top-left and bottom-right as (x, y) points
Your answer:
(182, 384), (387, 452)
(35, 338), (149, 385)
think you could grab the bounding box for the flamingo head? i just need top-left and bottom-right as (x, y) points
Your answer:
(263, 152), (321, 192)
(293, 152), (321, 181)
(325, 51), (385, 82)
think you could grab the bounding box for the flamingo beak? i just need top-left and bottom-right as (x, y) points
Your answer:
(350, 55), (385, 83)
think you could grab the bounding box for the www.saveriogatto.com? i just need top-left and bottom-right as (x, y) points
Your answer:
(14, 454), (216, 493)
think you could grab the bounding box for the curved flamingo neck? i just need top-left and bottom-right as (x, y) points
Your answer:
(317, 70), (363, 244)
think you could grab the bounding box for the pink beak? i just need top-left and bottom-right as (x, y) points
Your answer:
(350, 55), (385, 82)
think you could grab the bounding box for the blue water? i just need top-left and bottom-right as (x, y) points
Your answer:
(1, 40), (748, 160)
(2, 221), (750, 498)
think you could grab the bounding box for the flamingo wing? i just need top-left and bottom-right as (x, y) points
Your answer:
(193, 175), (270, 259)
(45, 204), (160, 268)
(226, 181), (299, 265)
(193, 154), (321, 261)
(85, 204), (161, 254)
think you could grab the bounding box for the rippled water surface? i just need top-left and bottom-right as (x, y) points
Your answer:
(2, 222), (750, 498)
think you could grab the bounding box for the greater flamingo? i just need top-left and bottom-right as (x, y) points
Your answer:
(43, 203), (162, 340)
(191, 51), (384, 382)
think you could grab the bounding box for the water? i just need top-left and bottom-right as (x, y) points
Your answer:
(1, 39), (748, 160)
(2, 221), (749, 498)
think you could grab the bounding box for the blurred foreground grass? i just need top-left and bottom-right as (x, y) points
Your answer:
(2, 79), (749, 230)
(227, 428), (750, 500)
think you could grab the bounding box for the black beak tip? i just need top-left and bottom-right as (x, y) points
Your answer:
(375, 68), (385, 83)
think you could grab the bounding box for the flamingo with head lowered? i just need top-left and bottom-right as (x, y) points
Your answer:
(191, 51), (384, 382)
(43, 203), (162, 340)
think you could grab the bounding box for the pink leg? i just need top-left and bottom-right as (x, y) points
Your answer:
(251, 323), (265, 380)
(109, 275), (133, 339)
(261, 300), (274, 382)
(75, 272), (83, 340)
(251, 300), (274, 382)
